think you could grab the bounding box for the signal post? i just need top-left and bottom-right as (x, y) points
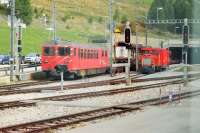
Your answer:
(124, 22), (132, 85)
(183, 18), (189, 86)
(112, 22), (132, 85)
(55, 65), (67, 91)
(16, 20), (22, 78)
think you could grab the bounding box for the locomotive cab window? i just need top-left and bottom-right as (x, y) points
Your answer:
(58, 47), (66, 56)
(44, 47), (55, 56)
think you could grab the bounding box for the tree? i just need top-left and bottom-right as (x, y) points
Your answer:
(174, 0), (192, 19)
(88, 16), (93, 24)
(16, 0), (33, 25)
(97, 16), (103, 23)
(148, 0), (175, 32)
(147, 0), (163, 20)
(121, 14), (128, 24)
(164, 0), (175, 32)
(113, 8), (120, 22)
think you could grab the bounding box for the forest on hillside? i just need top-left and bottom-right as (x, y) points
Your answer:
(148, 0), (200, 35)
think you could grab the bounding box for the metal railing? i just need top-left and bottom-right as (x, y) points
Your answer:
(0, 64), (41, 76)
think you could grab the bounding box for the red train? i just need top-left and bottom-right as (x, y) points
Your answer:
(41, 42), (110, 78)
(41, 41), (170, 77)
(139, 47), (170, 74)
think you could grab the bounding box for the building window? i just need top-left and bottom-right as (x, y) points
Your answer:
(78, 49), (80, 57)
(84, 49), (86, 59)
(81, 49), (83, 58)
(91, 50), (93, 59)
(87, 50), (89, 59)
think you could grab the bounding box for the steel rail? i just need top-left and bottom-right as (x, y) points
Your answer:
(0, 79), (185, 110)
(1, 89), (200, 133)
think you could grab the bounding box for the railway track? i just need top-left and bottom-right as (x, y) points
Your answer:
(0, 74), (144, 96)
(0, 73), (197, 97)
(0, 79), (186, 110)
(0, 80), (55, 90)
(0, 73), (142, 90)
(1, 88), (200, 133)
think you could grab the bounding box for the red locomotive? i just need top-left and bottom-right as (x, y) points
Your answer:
(139, 47), (170, 73)
(41, 41), (110, 78)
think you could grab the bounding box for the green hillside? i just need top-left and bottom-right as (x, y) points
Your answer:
(0, 0), (153, 55)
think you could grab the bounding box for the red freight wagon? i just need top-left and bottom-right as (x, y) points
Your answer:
(139, 47), (170, 73)
(42, 42), (110, 78)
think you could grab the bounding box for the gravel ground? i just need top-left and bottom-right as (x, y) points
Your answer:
(0, 79), (179, 102)
(0, 83), (185, 128)
(0, 105), (94, 128)
(138, 71), (200, 79)
(20, 73), (133, 90)
(56, 96), (200, 133)
(0, 71), (197, 129)
(41, 84), (184, 108)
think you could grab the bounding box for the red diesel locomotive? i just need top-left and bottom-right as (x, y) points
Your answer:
(139, 47), (170, 74)
(42, 42), (110, 78)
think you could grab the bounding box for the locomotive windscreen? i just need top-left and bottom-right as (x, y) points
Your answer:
(44, 47), (55, 56)
(143, 58), (151, 65)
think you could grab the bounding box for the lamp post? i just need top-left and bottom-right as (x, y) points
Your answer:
(52, 0), (56, 42)
(157, 7), (163, 21)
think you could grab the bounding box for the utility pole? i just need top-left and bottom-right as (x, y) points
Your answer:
(145, 25), (148, 47)
(52, 0), (56, 42)
(135, 23), (139, 72)
(145, 16), (148, 47)
(10, 0), (15, 82)
(109, 0), (113, 76)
